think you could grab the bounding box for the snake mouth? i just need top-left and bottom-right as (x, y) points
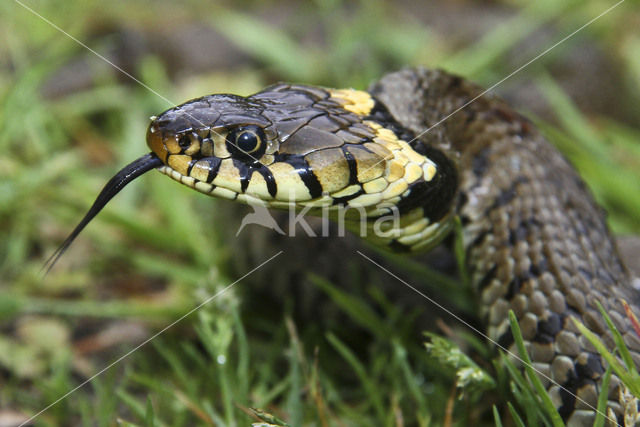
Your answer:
(43, 153), (163, 274)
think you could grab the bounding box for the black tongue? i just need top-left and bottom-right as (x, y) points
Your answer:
(42, 152), (163, 275)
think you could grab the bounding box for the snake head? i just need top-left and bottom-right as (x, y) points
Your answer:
(146, 84), (457, 251)
(146, 84), (445, 213)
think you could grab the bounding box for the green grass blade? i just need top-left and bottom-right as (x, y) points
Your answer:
(573, 318), (640, 397)
(593, 366), (612, 427)
(310, 274), (388, 337)
(594, 301), (638, 376)
(453, 216), (470, 286)
(211, 10), (317, 82)
(507, 402), (528, 427)
(326, 332), (385, 420)
(493, 405), (504, 427)
(285, 319), (303, 426)
(499, 355), (543, 424)
(508, 311), (564, 427)
(145, 397), (156, 427)
(392, 339), (427, 409)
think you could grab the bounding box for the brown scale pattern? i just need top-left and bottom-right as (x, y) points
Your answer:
(370, 68), (640, 426)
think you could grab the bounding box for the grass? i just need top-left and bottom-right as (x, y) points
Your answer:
(1, 0), (640, 425)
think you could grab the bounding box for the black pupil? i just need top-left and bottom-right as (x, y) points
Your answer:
(236, 131), (258, 153)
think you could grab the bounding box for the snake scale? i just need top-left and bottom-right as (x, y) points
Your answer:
(47, 67), (640, 425)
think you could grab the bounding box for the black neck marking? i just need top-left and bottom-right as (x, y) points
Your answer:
(366, 98), (458, 222)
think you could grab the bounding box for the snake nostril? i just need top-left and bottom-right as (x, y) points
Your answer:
(178, 134), (191, 149)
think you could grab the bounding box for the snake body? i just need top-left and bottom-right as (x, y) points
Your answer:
(370, 69), (640, 425)
(50, 68), (639, 425)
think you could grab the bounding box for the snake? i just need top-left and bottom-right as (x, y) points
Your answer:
(45, 67), (640, 426)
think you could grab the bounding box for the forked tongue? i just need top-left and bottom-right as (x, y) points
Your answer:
(42, 153), (163, 275)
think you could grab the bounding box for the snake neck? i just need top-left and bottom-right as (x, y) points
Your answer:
(357, 100), (459, 252)
(370, 67), (639, 424)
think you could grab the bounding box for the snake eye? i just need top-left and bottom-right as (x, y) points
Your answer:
(237, 131), (259, 152)
(226, 126), (266, 161)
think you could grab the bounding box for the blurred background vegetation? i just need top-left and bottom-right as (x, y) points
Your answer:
(1, 0), (639, 425)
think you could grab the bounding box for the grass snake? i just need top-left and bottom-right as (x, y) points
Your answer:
(46, 67), (640, 426)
